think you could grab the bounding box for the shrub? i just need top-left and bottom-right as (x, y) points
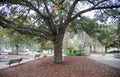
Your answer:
(68, 50), (77, 56)
(66, 46), (86, 56)
(66, 46), (76, 56)
(75, 50), (86, 56)
(108, 50), (120, 54)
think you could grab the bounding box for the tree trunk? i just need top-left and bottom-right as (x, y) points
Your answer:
(15, 44), (19, 55)
(0, 48), (1, 55)
(93, 46), (96, 53)
(90, 45), (92, 53)
(101, 47), (105, 56)
(52, 24), (66, 64)
(88, 45), (92, 56)
(53, 39), (63, 64)
(105, 46), (107, 53)
(117, 47), (120, 51)
(12, 46), (15, 52)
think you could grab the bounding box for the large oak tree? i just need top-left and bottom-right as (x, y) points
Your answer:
(0, 0), (120, 63)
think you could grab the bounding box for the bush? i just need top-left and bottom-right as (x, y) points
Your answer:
(67, 50), (77, 56)
(66, 46), (76, 56)
(66, 49), (86, 56)
(75, 50), (86, 56)
(108, 50), (120, 54)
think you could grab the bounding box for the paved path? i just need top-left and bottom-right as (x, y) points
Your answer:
(88, 54), (120, 69)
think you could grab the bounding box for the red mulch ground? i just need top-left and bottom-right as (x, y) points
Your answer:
(0, 56), (120, 77)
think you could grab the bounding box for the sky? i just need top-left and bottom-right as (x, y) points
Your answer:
(83, 11), (95, 19)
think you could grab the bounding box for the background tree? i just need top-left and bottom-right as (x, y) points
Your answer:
(107, 23), (120, 50)
(0, 28), (36, 54)
(0, 28), (13, 51)
(68, 16), (101, 53)
(0, 28), (7, 54)
(97, 24), (115, 53)
(0, 0), (120, 63)
(68, 16), (117, 54)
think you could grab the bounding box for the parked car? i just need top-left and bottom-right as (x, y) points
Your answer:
(114, 53), (120, 58)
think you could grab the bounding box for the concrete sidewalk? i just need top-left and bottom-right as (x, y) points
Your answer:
(88, 54), (120, 69)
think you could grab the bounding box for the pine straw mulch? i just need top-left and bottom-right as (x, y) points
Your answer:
(0, 56), (120, 77)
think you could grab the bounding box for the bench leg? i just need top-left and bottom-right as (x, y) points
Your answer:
(18, 62), (20, 65)
(9, 64), (11, 67)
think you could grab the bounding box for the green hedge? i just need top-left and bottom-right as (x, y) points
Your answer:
(75, 50), (86, 56)
(66, 46), (87, 56)
(66, 46), (76, 56)
(108, 50), (120, 54)
(66, 49), (86, 56)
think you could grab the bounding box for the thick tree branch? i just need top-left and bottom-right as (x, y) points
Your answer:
(0, 0), (48, 19)
(0, 21), (52, 40)
(0, 0), (58, 36)
(0, 16), (53, 40)
(58, 13), (64, 34)
(94, 5), (120, 10)
(43, 0), (50, 15)
(21, 0), (48, 19)
(102, 9), (120, 22)
(87, 0), (95, 5)
(44, 18), (57, 34)
(35, 0), (40, 9)
(22, 0), (57, 35)
(70, 4), (120, 22)
(42, 0), (57, 34)
(93, 0), (108, 7)
(51, 0), (65, 14)
(64, 0), (79, 24)
(66, 0), (105, 20)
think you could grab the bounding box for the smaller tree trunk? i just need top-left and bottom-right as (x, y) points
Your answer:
(15, 44), (19, 55)
(0, 48), (1, 55)
(90, 45), (92, 53)
(93, 46), (96, 53)
(105, 46), (107, 53)
(117, 47), (120, 51)
(102, 46), (107, 56)
(117, 42), (120, 51)
(12, 46), (15, 52)
(89, 45), (92, 56)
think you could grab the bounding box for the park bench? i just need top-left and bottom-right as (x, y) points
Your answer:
(34, 54), (41, 59)
(8, 58), (23, 67)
